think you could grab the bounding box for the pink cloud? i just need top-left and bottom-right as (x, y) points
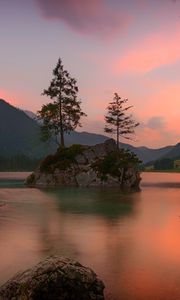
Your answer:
(143, 83), (180, 119)
(36, 0), (131, 38)
(114, 28), (180, 73)
(132, 83), (180, 147)
(80, 82), (179, 147)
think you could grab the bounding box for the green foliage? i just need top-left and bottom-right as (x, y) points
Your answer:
(40, 144), (83, 172)
(92, 149), (141, 180)
(37, 58), (87, 147)
(118, 148), (141, 166)
(154, 158), (174, 170)
(0, 155), (40, 171)
(26, 173), (36, 185)
(104, 93), (139, 148)
(56, 144), (83, 160)
(94, 153), (120, 178)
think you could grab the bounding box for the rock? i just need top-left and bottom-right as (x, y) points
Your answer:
(105, 175), (120, 187)
(75, 154), (87, 165)
(76, 170), (98, 187)
(104, 139), (117, 152)
(83, 150), (97, 164)
(123, 168), (141, 189)
(35, 173), (54, 186)
(92, 143), (107, 158)
(26, 139), (141, 189)
(51, 168), (77, 186)
(0, 256), (105, 300)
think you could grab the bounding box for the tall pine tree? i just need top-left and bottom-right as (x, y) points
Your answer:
(104, 93), (139, 149)
(38, 58), (87, 147)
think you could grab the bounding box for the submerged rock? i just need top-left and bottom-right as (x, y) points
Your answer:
(26, 139), (141, 188)
(0, 256), (105, 300)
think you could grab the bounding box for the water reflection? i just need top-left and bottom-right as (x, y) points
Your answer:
(0, 172), (30, 188)
(46, 187), (139, 219)
(141, 172), (180, 188)
(0, 173), (180, 300)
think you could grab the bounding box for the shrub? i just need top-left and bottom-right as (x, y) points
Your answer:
(92, 149), (141, 179)
(39, 144), (83, 172)
(26, 173), (35, 185)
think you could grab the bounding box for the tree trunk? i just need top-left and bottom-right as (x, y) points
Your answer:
(117, 123), (119, 150)
(120, 167), (124, 186)
(60, 129), (64, 147)
(59, 89), (65, 147)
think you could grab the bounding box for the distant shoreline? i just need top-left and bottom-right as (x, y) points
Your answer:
(143, 169), (180, 173)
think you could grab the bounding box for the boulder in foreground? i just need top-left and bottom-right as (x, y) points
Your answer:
(0, 256), (105, 300)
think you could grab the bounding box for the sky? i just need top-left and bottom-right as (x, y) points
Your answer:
(0, 0), (180, 148)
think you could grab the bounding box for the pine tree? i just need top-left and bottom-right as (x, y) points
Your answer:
(104, 93), (139, 149)
(38, 58), (87, 147)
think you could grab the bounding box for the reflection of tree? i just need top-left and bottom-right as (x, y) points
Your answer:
(0, 187), (141, 300)
(45, 187), (140, 220)
(37, 201), (135, 300)
(36, 194), (78, 258)
(37, 188), (140, 300)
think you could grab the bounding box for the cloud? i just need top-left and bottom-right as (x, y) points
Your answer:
(135, 123), (178, 148)
(144, 83), (180, 119)
(133, 82), (180, 147)
(114, 28), (180, 73)
(147, 116), (166, 129)
(36, 0), (131, 38)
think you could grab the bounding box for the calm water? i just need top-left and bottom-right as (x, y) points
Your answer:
(0, 172), (180, 300)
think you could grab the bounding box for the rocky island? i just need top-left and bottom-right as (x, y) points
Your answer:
(26, 139), (141, 189)
(0, 256), (105, 300)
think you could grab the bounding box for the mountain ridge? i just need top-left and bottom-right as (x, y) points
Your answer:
(0, 99), (179, 163)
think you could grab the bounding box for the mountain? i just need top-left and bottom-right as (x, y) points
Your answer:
(24, 110), (37, 120)
(0, 99), (52, 157)
(0, 99), (179, 163)
(161, 143), (180, 159)
(24, 110), (108, 145)
(65, 131), (108, 146)
(122, 143), (174, 163)
(24, 109), (176, 162)
(0, 100), (109, 158)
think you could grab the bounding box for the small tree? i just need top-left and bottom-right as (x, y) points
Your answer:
(37, 58), (87, 147)
(104, 93), (139, 149)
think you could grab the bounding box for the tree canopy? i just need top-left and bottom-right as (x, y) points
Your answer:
(37, 58), (87, 147)
(104, 93), (139, 149)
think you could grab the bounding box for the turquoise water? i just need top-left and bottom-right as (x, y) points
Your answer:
(0, 172), (180, 300)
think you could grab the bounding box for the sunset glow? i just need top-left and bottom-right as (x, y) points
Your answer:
(0, 0), (179, 147)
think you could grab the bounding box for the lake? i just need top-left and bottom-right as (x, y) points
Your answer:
(0, 172), (180, 300)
